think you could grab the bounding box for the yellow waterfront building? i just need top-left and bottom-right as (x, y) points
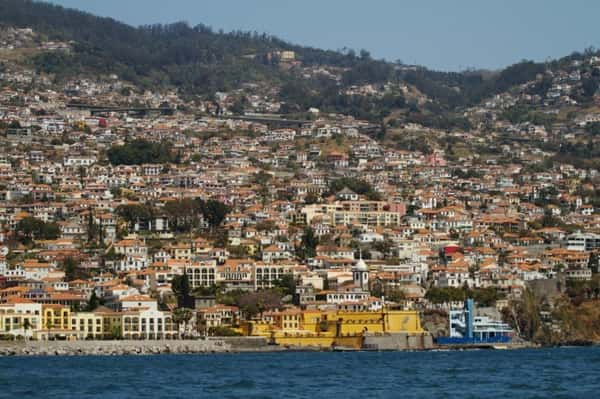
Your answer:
(242, 309), (426, 349)
(70, 312), (105, 340)
(38, 304), (74, 340)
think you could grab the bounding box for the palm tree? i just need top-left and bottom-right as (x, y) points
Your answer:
(23, 318), (32, 340)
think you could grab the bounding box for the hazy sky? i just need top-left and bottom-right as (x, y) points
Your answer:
(47, 0), (600, 71)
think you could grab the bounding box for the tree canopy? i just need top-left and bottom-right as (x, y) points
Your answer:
(329, 177), (382, 200)
(162, 198), (231, 232)
(297, 227), (318, 260)
(426, 286), (503, 307)
(171, 274), (193, 308)
(107, 139), (176, 165)
(115, 203), (156, 226)
(15, 217), (60, 244)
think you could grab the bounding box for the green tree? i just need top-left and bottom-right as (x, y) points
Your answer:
(304, 192), (319, 204)
(15, 217), (60, 244)
(328, 177), (382, 200)
(171, 274), (193, 308)
(8, 120), (21, 129)
(272, 274), (297, 297)
(503, 288), (542, 341)
(63, 257), (79, 281)
(86, 291), (100, 311)
(110, 324), (123, 340)
(237, 290), (282, 318)
(208, 326), (241, 336)
(386, 288), (406, 303)
(86, 211), (101, 245)
(115, 204), (156, 229)
(23, 318), (32, 340)
(582, 77), (599, 98)
(163, 199), (200, 232)
(297, 227), (318, 260)
(200, 199), (231, 229)
(425, 287), (467, 303)
(107, 139), (175, 165)
(585, 122), (600, 136)
(470, 287), (503, 307)
(230, 98), (247, 115)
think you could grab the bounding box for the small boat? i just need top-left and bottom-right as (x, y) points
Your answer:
(332, 346), (359, 352)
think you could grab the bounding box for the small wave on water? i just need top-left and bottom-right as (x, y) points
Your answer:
(207, 379), (257, 391)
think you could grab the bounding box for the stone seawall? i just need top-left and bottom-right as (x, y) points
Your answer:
(363, 333), (435, 351)
(0, 337), (277, 356)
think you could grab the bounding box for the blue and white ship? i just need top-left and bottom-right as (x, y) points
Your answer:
(437, 299), (513, 345)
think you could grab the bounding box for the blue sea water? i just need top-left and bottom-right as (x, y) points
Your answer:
(0, 347), (597, 398)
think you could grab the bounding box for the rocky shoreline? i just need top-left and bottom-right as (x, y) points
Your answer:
(0, 337), (559, 356)
(0, 337), (285, 356)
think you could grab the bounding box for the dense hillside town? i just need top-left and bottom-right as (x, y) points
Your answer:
(1, 7), (600, 347)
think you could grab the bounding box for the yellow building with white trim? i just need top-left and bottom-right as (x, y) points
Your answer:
(38, 304), (75, 340)
(71, 312), (105, 339)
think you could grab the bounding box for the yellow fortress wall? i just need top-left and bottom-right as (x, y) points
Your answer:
(244, 309), (427, 349)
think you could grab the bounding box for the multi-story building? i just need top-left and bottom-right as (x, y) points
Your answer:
(185, 260), (217, 288)
(567, 232), (600, 252)
(0, 298), (42, 339)
(302, 200), (406, 227)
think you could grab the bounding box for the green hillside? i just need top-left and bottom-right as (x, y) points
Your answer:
(1, 0), (598, 129)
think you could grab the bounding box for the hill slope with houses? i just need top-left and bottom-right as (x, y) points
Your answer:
(1, 0), (598, 133)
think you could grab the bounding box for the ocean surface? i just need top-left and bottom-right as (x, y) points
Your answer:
(0, 347), (596, 398)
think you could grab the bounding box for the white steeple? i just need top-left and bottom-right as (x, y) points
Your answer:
(353, 250), (369, 290)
